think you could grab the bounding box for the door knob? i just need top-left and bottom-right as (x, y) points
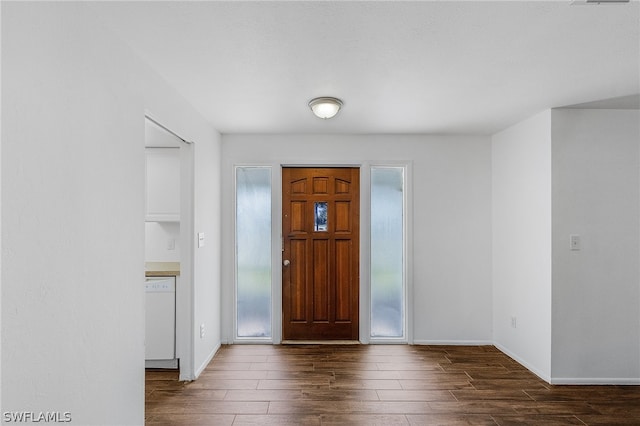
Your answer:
(283, 259), (290, 266)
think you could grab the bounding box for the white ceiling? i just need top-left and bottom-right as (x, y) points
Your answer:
(93, 1), (639, 135)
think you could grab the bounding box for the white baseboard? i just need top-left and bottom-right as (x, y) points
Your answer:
(493, 343), (640, 385)
(145, 359), (178, 369)
(282, 340), (361, 345)
(550, 377), (640, 385)
(194, 341), (221, 379)
(493, 342), (551, 383)
(413, 340), (494, 346)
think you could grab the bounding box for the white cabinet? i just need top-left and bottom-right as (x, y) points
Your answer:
(145, 276), (177, 369)
(145, 148), (180, 222)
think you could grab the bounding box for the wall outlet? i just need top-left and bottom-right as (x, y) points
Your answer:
(200, 323), (205, 338)
(167, 238), (176, 250)
(510, 316), (517, 329)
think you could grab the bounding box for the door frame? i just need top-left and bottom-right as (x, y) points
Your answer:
(281, 167), (361, 341)
(274, 163), (365, 344)
(231, 160), (413, 345)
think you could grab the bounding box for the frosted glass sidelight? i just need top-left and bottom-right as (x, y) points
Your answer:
(236, 167), (272, 338)
(371, 167), (404, 338)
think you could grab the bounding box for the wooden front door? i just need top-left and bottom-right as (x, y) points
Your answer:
(282, 167), (359, 340)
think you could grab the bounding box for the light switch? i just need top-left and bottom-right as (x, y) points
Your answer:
(570, 234), (581, 251)
(167, 238), (175, 250)
(198, 232), (205, 248)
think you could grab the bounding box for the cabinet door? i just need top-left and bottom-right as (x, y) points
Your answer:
(145, 148), (180, 222)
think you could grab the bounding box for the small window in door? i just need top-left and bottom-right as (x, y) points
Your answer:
(314, 202), (328, 231)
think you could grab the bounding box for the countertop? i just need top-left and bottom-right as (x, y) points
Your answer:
(145, 262), (180, 277)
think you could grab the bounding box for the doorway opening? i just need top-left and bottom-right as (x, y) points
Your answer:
(232, 163), (409, 344)
(144, 116), (195, 380)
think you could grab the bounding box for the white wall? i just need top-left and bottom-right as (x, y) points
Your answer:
(1, 2), (3, 412)
(2, 4), (144, 423)
(145, 222), (181, 262)
(1, 3), (221, 423)
(492, 107), (640, 384)
(221, 134), (492, 345)
(491, 110), (553, 381)
(551, 109), (640, 383)
(192, 131), (223, 375)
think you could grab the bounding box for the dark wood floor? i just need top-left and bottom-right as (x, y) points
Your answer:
(145, 344), (640, 425)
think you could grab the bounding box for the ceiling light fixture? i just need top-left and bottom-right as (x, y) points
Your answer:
(309, 97), (343, 119)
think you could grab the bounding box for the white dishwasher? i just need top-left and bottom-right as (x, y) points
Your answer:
(145, 277), (177, 369)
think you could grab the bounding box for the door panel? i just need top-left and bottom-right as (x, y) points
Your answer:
(290, 240), (306, 321)
(313, 239), (329, 321)
(282, 167), (359, 340)
(335, 240), (352, 322)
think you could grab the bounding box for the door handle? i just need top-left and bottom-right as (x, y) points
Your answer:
(283, 259), (290, 266)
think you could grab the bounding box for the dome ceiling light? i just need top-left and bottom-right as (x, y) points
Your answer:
(308, 97), (343, 119)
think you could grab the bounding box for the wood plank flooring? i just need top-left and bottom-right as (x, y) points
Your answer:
(145, 344), (640, 425)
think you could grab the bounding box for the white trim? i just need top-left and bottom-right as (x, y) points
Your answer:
(232, 339), (273, 345)
(417, 341), (639, 385)
(233, 335), (273, 344)
(144, 114), (192, 144)
(179, 139), (195, 382)
(369, 339), (409, 345)
(272, 165), (283, 344)
(359, 165), (371, 344)
(550, 377), (640, 385)
(494, 342), (551, 383)
(194, 342), (221, 379)
(405, 162), (414, 345)
(414, 340), (494, 346)
(144, 359), (178, 369)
